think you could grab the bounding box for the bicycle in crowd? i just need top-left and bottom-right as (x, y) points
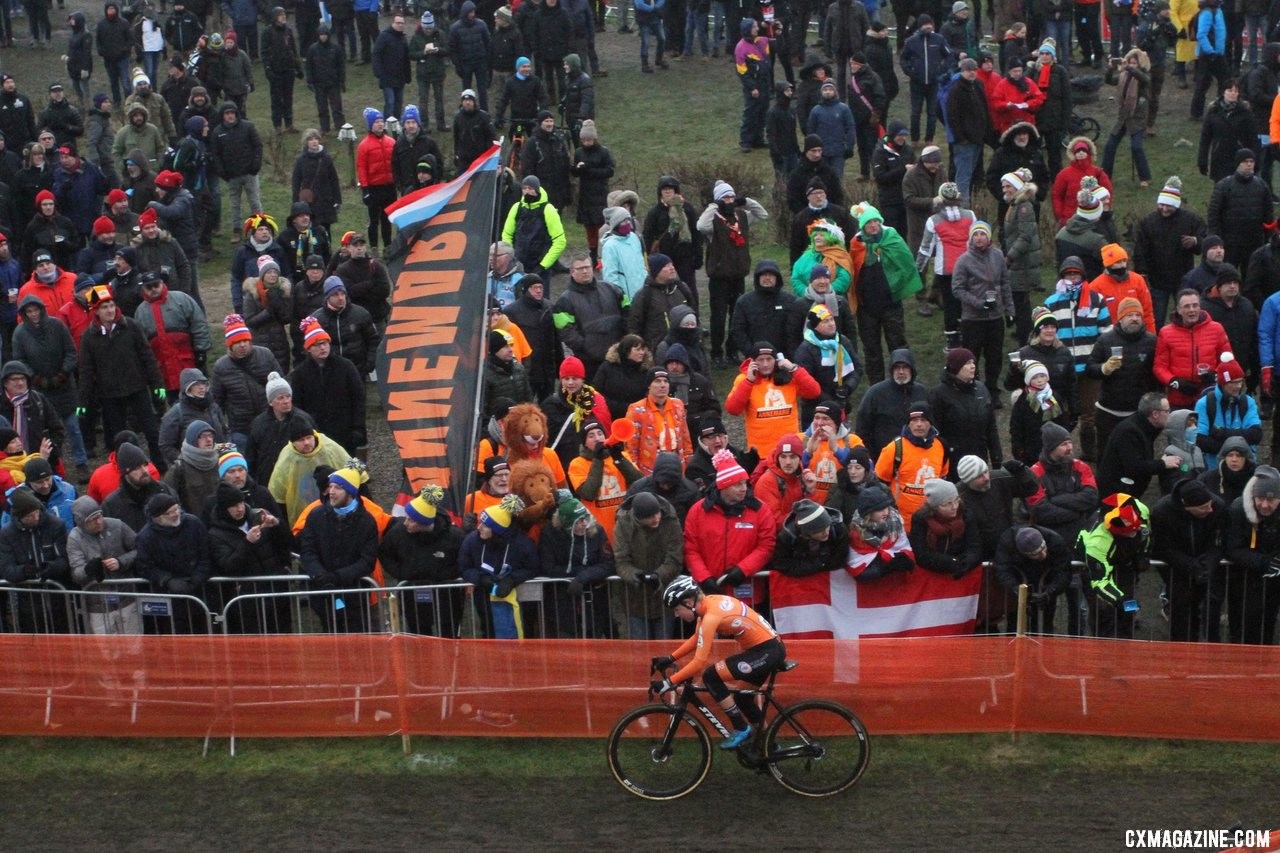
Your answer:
(606, 658), (870, 800)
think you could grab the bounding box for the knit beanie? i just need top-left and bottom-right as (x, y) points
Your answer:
(93, 216), (115, 237)
(1116, 297), (1144, 321)
(257, 255), (280, 277)
(1158, 176), (1183, 209)
(216, 481), (245, 510)
(793, 499), (830, 535)
(713, 180), (735, 202)
(857, 485), (895, 514)
(265, 371), (292, 403)
(405, 484), (445, 523)
(224, 314), (252, 347)
(1076, 190), (1102, 221)
(10, 488), (42, 518)
(1015, 526), (1045, 555)
(23, 457), (53, 482)
(631, 491), (661, 519)
(1031, 305), (1057, 332)
(1023, 360), (1049, 385)
(559, 357), (586, 379)
(1041, 420), (1072, 453)
(956, 454), (989, 484)
(299, 316), (331, 349)
(145, 492), (179, 518)
(713, 448), (748, 488)
(923, 478), (958, 508)
(946, 347), (975, 375)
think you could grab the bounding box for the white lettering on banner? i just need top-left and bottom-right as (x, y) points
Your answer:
(1124, 829), (1272, 848)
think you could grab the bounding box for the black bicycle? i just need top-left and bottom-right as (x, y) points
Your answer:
(606, 659), (870, 800)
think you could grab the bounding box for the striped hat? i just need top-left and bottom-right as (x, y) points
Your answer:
(405, 484), (445, 524)
(1023, 360), (1049, 385)
(793, 499), (830, 536)
(1001, 171), (1027, 192)
(1076, 190), (1102, 221)
(481, 494), (525, 533)
(713, 448), (748, 488)
(1031, 305), (1056, 332)
(969, 220), (992, 241)
(328, 459), (368, 498)
(224, 314), (252, 346)
(1158, 176), (1183, 209)
(299, 316), (331, 349)
(217, 447), (247, 477)
(956, 454), (989, 484)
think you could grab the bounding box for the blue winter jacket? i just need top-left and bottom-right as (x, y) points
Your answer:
(899, 29), (950, 83)
(1194, 387), (1262, 467)
(1196, 8), (1226, 57)
(806, 100), (855, 157)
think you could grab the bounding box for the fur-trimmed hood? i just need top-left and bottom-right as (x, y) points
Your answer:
(999, 121), (1041, 147)
(1243, 465), (1280, 524)
(1122, 47), (1151, 72)
(1066, 135), (1097, 160)
(604, 340), (653, 369)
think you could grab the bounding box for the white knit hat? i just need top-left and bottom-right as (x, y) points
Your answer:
(1158, 176), (1183, 209)
(713, 180), (735, 202)
(265, 371), (292, 403)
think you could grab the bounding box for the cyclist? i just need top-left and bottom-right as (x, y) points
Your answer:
(650, 576), (787, 749)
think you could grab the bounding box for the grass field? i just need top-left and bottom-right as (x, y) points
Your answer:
(5, 13), (1280, 847)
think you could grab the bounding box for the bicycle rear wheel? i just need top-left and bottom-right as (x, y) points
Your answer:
(606, 704), (712, 801)
(764, 699), (870, 797)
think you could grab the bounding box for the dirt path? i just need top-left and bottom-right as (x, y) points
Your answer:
(7, 737), (1276, 851)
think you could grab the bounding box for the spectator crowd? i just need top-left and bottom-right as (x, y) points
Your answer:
(3, 0), (1280, 647)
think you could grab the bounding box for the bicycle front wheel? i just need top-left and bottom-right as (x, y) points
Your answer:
(764, 699), (870, 797)
(606, 704), (712, 801)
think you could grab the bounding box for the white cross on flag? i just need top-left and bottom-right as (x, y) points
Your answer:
(771, 554), (982, 640)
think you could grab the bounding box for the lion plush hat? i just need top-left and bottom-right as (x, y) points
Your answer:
(502, 403), (550, 463)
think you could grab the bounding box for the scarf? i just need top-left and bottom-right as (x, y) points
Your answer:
(804, 283), (839, 316)
(292, 229), (314, 269)
(668, 370), (691, 403)
(802, 327), (855, 383)
(714, 209), (745, 247)
(36, 268), (58, 284)
(900, 425), (937, 448)
(664, 201), (691, 245)
(1035, 60), (1052, 90)
(924, 511), (966, 552)
(7, 391), (28, 447)
(852, 508), (904, 550)
(180, 440), (219, 472)
(249, 236), (272, 253)
(1026, 382), (1063, 419)
(566, 384), (600, 429)
(819, 243), (856, 282)
(333, 497), (358, 516)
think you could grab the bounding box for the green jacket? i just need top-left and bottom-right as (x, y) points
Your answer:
(1076, 498), (1150, 605)
(856, 204), (922, 302)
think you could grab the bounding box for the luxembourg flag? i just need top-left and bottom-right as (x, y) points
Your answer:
(384, 143), (501, 232)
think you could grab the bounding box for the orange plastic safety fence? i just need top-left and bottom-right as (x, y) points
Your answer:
(1, 634), (1278, 740)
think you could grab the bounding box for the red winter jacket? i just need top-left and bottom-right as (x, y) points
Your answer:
(987, 75), (1046, 135)
(58, 297), (94, 351)
(356, 132), (396, 188)
(18, 270), (78, 319)
(1154, 311), (1233, 407)
(1051, 144), (1114, 224)
(683, 492), (778, 588)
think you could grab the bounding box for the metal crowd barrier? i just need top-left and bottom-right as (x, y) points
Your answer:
(0, 558), (1274, 646)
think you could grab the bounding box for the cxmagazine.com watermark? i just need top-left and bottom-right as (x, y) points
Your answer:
(1125, 828), (1272, 849)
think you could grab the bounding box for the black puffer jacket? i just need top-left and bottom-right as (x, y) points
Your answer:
(96, 3), (134, 61)
(0, 514), (70, 585)
(78, 317), (165, 404)
(571, 141), (613, 227)
(928, 372), (1002, 464)
(854, 347), (929, 458)
(1207, 171), (1274, 262)
(1086, 325), (1159, 415)
(627, 277), (695, 352)
(312, 300), (380, 375)
(592, 342), (652, 421)
(1198, 98), (1258, 181)
(210, 345), (281, 433)
(207, 504), (293, 577)
(299, 499), (379, 586)
(984, 123), (1051, 204)
(392, 130), (445, 194)
(993, 524), (1072, 596)
(378, 514), (464, 584)
(332, 256), (392, 324)
(245, 407), (310, 485)
(11, 296), (79, 415)
(210, 110), (263, 179)
(502, 285), (561, 394)
(551, 276), (625, 366)
(447, 1), (491, 69)
(288, 353), (367, 453)
(529, 0), (573, 62)
(730, 260), (797, 358)
(135, 513), (212, 591)
(1132, 206), (1207, 293)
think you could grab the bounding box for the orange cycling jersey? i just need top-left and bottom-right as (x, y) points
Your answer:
(668, 594), (779, 685)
